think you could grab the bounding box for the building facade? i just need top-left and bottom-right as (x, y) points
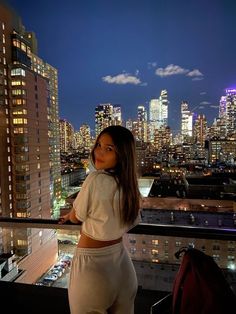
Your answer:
(0, 2), (59, 284)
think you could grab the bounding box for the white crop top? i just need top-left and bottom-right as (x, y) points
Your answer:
(73, 170), (141, 241)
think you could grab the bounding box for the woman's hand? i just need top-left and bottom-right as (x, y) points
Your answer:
(58, 213), (71, 224)
(58, 208), (82, 225)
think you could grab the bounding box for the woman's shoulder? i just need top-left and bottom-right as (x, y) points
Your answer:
(85, 170), (116, 183)
(82, 170), (117, 193)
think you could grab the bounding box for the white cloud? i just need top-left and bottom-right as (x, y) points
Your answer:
(210, 105), (219, 109)
(200, 92), (207, 95)
(155, 64), (204, 80)
(187, 69), (203, 77)
(155, 64), (188, 77)
(102, 73), (141, 85)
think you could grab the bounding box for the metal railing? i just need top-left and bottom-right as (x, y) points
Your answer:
(1, 216), (236, 314)
(1, 217), (236, 240)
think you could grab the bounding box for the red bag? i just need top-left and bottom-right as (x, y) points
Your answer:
(172, 247), (236, 314)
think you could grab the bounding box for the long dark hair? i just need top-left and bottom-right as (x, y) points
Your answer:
(91, 125), (140, 226)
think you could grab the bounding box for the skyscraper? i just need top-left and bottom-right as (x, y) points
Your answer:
(193, 114), (207, 159)
(225, 88), (236, 136)
(181, 101), (193, 140)
(59, 119), (74, 153)
(137, 105), (148, 142)
(149, 98), (159, 142)
(0, 5), (52, 219)
(75, 123), (92, 153)
(95, 103), (122, 136)
(219, 96), (227, 119)
(149, 90), (168, 142)
(0, 2), (58, 282)
(31, 54), (61, 213)
(112, 105), (122, 126)
(159, 89), (168, 128)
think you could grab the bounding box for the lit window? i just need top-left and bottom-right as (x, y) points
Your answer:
(11, 80), (26, 86)
(13, 109), (27, 115)
(152, 259), (159, 263)
(151, 249), (159, 256)
(12, 99), (26, 105)
(11, 68), (26, 76)
(13, 118), (27, 124)
(21, 42), (26, 52)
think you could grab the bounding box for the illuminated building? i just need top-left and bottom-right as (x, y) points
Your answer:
(0, 2), (58, 283)
(137, 105), (148, 142)
(149, 90), (168, 142)
(219, 96), (227, 119)
(225, 88), (236, 136)
(208, 136), (236, 164)
(59, 119), (74, 153)
(30, 54), (61, 209)
(95, 103), (122, 136)
(112, 104), (122, 126)
(181, 101), (193, 140)
(193, 114), (207, 159)
(74, 123), (92, 153)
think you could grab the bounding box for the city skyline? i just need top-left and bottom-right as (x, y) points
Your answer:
(6, 0), (236, 132)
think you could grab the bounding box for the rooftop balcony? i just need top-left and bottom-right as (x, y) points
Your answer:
(0, 217), (236, 313)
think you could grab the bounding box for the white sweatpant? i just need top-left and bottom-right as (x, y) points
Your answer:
(68, 242), (138, 314)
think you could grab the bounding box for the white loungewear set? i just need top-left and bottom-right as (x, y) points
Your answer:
(68, 170), (140, 314)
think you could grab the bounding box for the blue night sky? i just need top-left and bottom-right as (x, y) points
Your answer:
(6, 0), (236, 134)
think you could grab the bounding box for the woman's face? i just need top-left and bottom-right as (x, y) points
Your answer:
(94, 133), (117, 170)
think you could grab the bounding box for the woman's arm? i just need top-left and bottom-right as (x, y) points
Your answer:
(59, 207), (81, 224)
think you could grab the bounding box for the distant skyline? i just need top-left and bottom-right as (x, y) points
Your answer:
(6, 0), (236, 133)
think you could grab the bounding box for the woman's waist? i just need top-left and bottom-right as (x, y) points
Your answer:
(77, 232), (122, 248)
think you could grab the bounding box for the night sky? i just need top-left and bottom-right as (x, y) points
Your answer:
(5, 0), (236, 134)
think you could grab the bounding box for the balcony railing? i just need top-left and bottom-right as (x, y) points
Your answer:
(0, 217), (236, 314)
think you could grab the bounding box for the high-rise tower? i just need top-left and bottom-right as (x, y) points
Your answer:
(159, 89), (168, 128)
(59, 119), (74, 153)
(0, 3), (59, 281)
(0, 4), (54, 219)
(149, 90), (168, 142)
(137, 105), (148, 142)
(225, 88), (236, 136)
(181, 101), (193, 140)
(95, 104), (122, 136)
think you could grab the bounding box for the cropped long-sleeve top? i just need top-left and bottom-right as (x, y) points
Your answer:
(73, 170), (141, 241)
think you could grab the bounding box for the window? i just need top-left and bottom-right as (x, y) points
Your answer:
(12, 89), (26, 96)
(175, 241), (181, 247)
(13, 118), (27, 124)
(151, 249), (159, 256)
(12, 99), (26, 106)
(13, 109), (27, 115)
(11, 80), (26, 86)
(152, 239), (159, 246)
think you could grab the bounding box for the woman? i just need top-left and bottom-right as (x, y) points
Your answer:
(59, 125), (141, 314)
